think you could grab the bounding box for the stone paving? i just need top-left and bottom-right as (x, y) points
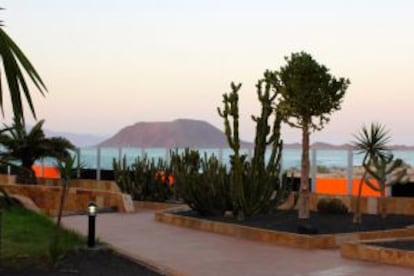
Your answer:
(62, 210), (414, 276)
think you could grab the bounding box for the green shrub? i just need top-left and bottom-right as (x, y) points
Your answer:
(316, 165), (331, 174)
(317, 197), (348, 214)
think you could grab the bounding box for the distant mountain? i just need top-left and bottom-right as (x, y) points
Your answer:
(42, 121), (414, 150)
(97, 119), (252, 148)
(44, 129), (107, 147)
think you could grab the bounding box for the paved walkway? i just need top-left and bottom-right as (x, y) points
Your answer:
(62, 210), (414, 276)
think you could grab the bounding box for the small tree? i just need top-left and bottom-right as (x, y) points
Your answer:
(277, 52), (350, 219)
(352, 123), (391, 223)
(0, 118), (74, 184)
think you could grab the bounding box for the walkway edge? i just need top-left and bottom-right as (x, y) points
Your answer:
(106, 244), (187, 276)
(62, 220), (186, 276)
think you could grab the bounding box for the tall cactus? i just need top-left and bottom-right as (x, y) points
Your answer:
(218, 82), (246, 219)
(218, 71), (286, 220)
(363, 155), (408, 218)
(247, 71), (284, 215)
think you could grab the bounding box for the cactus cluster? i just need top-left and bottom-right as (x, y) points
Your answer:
(113, 155), (172, 202)
(170, 149), (231, 216)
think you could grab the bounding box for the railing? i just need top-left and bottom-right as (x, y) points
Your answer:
(24, 147), (414, 196)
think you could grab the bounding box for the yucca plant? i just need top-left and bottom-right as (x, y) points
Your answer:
(363, 155), (408, 218)
(352, 123), (391, 223)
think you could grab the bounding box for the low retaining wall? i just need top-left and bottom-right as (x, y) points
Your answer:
(0, 184), (134, 215)
(36, 178), (121, 193)
(155, 208), (414, 249)
(341, 238), (414, 268)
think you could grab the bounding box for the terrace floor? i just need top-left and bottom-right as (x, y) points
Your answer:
(62, 209), (414, 276)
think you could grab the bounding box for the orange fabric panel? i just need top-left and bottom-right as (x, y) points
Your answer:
(315, 178), (381, 197)
(315, 178), (348, 195)
(351, 179), (381, 197)
(32, 165), (60, 179)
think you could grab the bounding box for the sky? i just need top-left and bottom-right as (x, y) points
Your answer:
(1, 0), (414, 145)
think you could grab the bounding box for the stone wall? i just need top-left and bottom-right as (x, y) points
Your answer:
(0, 183), (134, 215)
(36, 178), (121, 193)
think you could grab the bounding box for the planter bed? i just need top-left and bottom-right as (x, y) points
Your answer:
(155, 208), (414, 249)
(341, 238), (414, 268)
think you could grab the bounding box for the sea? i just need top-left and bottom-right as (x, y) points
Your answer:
(36, 147), (414, 171)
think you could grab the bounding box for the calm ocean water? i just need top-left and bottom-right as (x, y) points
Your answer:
(37, 148), (414, 170)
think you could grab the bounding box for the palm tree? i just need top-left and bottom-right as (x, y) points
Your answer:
(0, 118), (74, 184)
(352, 122), (391, 223)
(0, 9), (47, 122)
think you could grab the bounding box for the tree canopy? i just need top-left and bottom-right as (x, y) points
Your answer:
(278, 51), (350, 131)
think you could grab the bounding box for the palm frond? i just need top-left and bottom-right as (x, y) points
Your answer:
(0, 27), (47, 121)
(352, 122), (391, 164)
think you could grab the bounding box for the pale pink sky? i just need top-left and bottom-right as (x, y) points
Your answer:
(2, 0), (414, 144)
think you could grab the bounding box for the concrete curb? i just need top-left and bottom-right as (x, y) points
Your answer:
(341, 238), (414, 268)
(155, 207), (414, 249)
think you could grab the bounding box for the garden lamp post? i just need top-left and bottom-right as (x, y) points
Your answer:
(87, 202), (97, 248)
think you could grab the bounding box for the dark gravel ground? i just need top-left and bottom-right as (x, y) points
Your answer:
(179, 209), (414, 235)
(367, 240), (414, 251)
(0, 248), (163, 276)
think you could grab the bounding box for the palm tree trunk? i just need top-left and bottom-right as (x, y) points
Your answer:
(298, 123), (310, 219)
(52, 179), (68, 250)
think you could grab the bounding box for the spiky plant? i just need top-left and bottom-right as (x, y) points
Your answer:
(352, 123), (391, 223)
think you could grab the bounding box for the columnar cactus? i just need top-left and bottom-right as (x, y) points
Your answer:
(218, 71), (286, 220)
(217, 82), (246, 219)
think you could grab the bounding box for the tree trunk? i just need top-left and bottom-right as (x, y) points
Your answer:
(352, 172), (367, 224)
(380, 188), (387, 218)
(56, 179), (68, 229)
(16, 166), (37, 185)
(298, 123), (310, 219)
